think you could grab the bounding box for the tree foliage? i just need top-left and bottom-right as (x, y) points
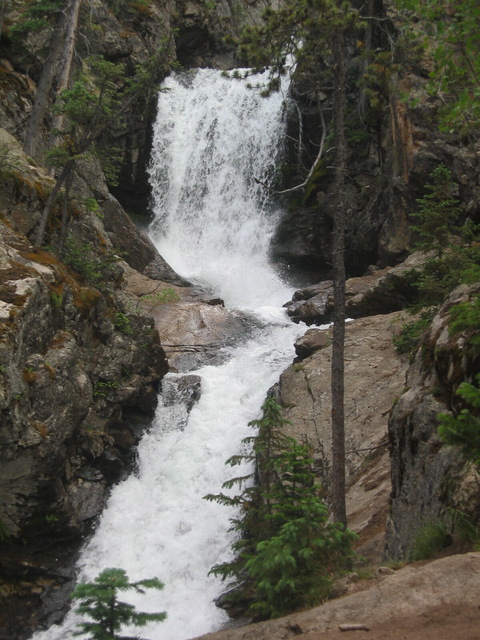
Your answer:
(438, 375), (480, 469)
(204, 397), (356, 620)
(410, 164), (460, 258)
(34, 51), (164, 248)
(8, 0), (63, 41)
(396, 0), (480, 136)
(448, 294), (480, 351)
(403, 163), (480, 314)
(72, 567), (166, 640)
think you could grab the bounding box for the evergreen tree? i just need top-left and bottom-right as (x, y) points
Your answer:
(438, 376), (480, 470)
(411, 164), (460, 258)
(402, 165), (479, 313)
(11, 0), (81, 159)
(34, 53), (164, 248)
(234, 0), (372, 527)
(205, 398), (356, 619)
(72, 567), (166, 640)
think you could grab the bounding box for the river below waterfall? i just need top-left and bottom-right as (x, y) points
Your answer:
(32, 68), (304, 640)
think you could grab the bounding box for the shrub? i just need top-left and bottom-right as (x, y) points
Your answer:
(93, 381), (119, 397)
(448, 294), (480, 351)
(393, 311), (433, 356)
(411, 521), (451, 561)
(140, 287), (180, 306)
(63, 237), (119, 289)
(410, 164), (460, 259)
(438, 375), (480, 468)
(114, 312), (132, 335)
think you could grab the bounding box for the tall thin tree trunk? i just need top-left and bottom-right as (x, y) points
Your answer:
(35, 160), (74, 247)
(50, 0), (82, 142)
(330, 24), (348, 527)
(23, 9), (67, 158)
(0, 0), (6, 45)
(58, 168), (74, 253)
(358, 0), (373, 121)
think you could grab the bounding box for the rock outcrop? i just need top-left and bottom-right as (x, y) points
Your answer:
(284, 253), (424, 325)
(123, 264), (255, 371)
(277, 311), (410, 561)
(386, 283), (480, 560)
(0, 129), (169, 637)
(196, 553), (480, 640)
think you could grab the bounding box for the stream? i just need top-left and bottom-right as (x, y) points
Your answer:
(33, 67), (304, 640)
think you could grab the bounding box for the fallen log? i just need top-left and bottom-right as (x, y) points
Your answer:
(338, 624), (370, 632)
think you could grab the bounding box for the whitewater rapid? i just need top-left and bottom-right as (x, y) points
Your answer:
(32, 67), (303, 640)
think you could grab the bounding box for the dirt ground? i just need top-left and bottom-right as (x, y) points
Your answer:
(299, 604), (480, 640)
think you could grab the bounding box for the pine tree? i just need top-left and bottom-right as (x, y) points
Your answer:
(411, 164), (460, 259)
(233, 0), (373, 526)
(72, 567), (166, 640)
(205, 397), (356, 619)
(438, 376), (480, 469)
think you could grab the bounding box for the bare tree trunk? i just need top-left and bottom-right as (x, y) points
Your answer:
(50, 0), (82, 141)
(35, 160), (74, 247)
(0, 0), (7, 45)
(23, 9), (67, 158)
(58, 168), (74, 253)
(330, 23), (348, 527)
(357, 0), (373, 121)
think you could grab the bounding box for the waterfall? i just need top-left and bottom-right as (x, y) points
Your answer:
(148, 68), (292, 309)
(32, 68), (303, 640)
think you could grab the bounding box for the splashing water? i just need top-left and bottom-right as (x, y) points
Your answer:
(32, 68), (304, 640)
(148, 68), (293, 310)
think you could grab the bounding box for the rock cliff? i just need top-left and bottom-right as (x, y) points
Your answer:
(196, 553), (480, 640)
(386, 282), (480, 560)
(277, 310), (409, 562)
(0, 128), (169, 637)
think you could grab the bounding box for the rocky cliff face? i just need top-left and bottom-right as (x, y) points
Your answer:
(386, 283), (480, 560)
(276, 310), (409, 563)
(272, 4), (480, 281)
(0, 128), (169, 638)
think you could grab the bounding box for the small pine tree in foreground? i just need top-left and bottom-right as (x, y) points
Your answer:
(205, 397), (356, 619)
(72, 567), (166, 640)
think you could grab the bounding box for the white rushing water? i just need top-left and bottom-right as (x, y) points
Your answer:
(33, 68), (303, 640)
(149, 68), (292, 309)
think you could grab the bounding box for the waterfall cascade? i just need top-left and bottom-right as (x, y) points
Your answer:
(148, 68), (292, 309)
(32, 68), (303, 640)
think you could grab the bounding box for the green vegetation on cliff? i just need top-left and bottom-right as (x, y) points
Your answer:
(397, 0), (480, 137)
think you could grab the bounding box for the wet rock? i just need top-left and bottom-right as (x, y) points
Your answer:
(162, 374), (202, 412)
(150, 300), (253, 371)
(294, 328), (331, 360)
(284, 253), (424, 325)
(144, 255), (192, 286)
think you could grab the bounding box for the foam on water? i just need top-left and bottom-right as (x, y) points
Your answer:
(32, 67), (303, 640)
